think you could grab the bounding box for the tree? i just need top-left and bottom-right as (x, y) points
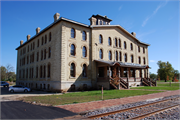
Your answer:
(150, 73), (157, 80)
(1, 66), (7, 81)
(0, 64), (16, 82)
(6, 64), (14, 80)
(157, 61), (174, 82)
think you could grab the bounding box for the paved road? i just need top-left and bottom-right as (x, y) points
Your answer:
(1, 101), (77, 119)
(1, 86), (77, 119)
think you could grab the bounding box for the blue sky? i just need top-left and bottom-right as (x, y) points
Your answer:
(1, 0), (179, 74)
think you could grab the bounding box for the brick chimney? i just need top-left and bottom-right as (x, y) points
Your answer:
(36, 27), (40, 34)
(20, 40), (23, 45)
(89, 17), (97, 25)
(54, 13), (60, 22)
(131, 32), (136, 37)
(27, 35), (31, 41)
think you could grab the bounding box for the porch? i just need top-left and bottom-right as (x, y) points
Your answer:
(95, 60), (156, 90)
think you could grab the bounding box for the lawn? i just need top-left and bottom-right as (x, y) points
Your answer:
(157, 83), (180, 87)
(131, 86), (179, 91)
(19, 89), (163, 106)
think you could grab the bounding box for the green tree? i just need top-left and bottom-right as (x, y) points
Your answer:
(150, 73), (157, 80)
(157, 61), (174, 82)
(0, 64), (16, 82)
(1, 66), (7, 81)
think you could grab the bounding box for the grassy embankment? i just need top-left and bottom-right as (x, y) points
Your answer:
(131, 82), (180, 91)
(19, 89), (163, 106)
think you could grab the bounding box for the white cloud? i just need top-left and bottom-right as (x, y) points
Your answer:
(118, 5), (123, 11)
(150, 60), (156, 63)
(136, 30), (156, 40)
(142, 1), (168, 27)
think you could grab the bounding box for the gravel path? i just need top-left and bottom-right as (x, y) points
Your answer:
(83, 95), (180, 120)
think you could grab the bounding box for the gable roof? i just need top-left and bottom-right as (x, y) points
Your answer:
(90, 25), (150, 46)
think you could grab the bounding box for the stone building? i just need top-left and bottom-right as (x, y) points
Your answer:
(16, 13), (153, 92)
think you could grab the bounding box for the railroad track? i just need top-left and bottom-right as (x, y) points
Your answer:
(85, 97), (180, 119)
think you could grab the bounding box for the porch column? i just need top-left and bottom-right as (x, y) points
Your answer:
(118, 67), (121, 78)
(141, 69), (143, 78)
(108, 66), (111, 78)
(108, 66), (111, 90)
(147, 68), (149, 79)
(118, 67), (121, 90)
(134, 69), (136, 82)
(127, 71), (129, 89)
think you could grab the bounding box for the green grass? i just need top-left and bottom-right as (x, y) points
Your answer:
(19, 90), (163, 106)
(157, 83), (180, 87)
(131, 86), (179, 91)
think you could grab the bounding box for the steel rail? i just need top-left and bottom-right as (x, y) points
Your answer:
(87, 97), (178, 119)
(129, 104), (179, 120)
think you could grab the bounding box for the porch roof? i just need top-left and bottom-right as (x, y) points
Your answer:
(94, 59), (150, 69)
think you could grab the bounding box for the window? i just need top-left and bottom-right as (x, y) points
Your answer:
(33, 42), (35, 50)
(19, 70), (21, 78)
(48, 47), (51, 58)
(49, 32), (51, 42)
(42, 37), (44, 45)
(44, 49), (46, 59)
(100, 20), (102, 25)
(28, 45), (29, 52)
(37, 39), (39, 47)
(99, 49), (103, 59)
(116, 51), (118, 61)
(99, 35), (103, 44)
(119, 52), (122, 61)
(82, 31), (86, 41)
(48, 63), (50, 78)
(41, 50), (43, 60)
(29, 68), (31, 78)
(44, 65), (46, 78)
(109, 51), (112, 60)
(48, 84), (50, 90)
(82, 64), (87, 77)
(31, 44), (32, 51)
(130, 43), (133, 50)
(37, 52), (39, 61)
(98, 67), (104, 77)
(23, 69), (25, 78)
(119, 39), (121, 47)
(44, 84), (46, 89)
(124, 41), (127, 49)
(138, 46), (140, 52)
(108, 37), (111, 46)
(124, 53), (127, 62)
(36, 67), (38, 78)
(45, 35), (47, 44)
(32, 68), (34, 79)
(82, 46), (87, 57)
(138, 57), (141, 64)
(27, 56), (29, 64)
(26, 69), (28, 78)
(71, 28), (75, 38)
(131, 55), (134, 63)
(115, 38), (117, 47)
(143, 47), (145, 53)
(143, 57), (146, 64)
(70, 63), (75, 77)
(70, 44), (75, 56)
(130, 68), (134, 77)
(40, 66), (43, 78)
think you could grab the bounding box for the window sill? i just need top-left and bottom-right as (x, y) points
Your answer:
(81, 40), (87, 42)
(81, 57), (87, 59)
(98, 43), (103, 45)
(69, 55), (76, 58)
(70, 37), (76, 40)
(69, 77), (76, 79)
